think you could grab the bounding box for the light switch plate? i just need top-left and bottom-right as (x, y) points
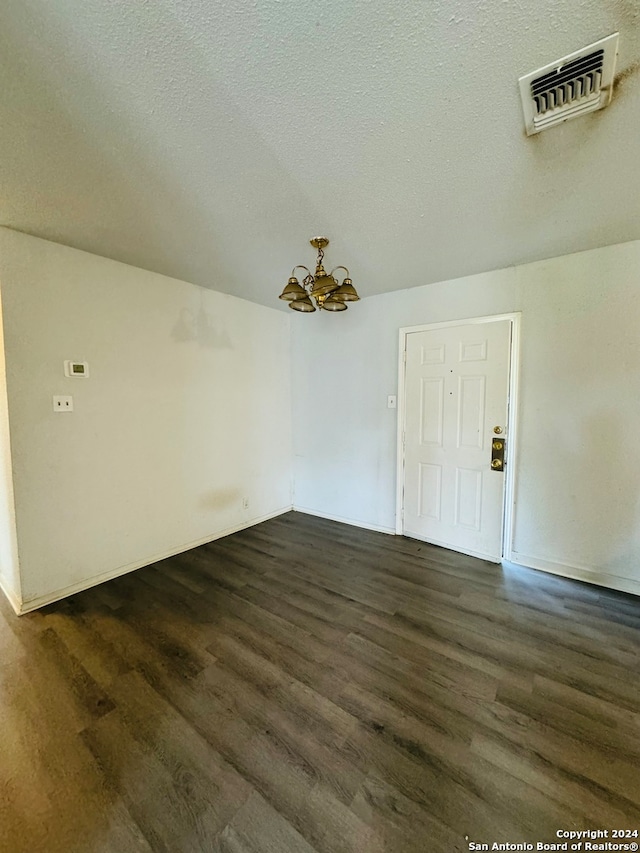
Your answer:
(53, 395), (73, 412)
(387, 395), (397, 409)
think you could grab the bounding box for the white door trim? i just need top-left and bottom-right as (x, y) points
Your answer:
(395, 313), (521, 561)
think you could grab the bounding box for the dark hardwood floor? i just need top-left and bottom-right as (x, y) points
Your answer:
(1, 511), (639, 852)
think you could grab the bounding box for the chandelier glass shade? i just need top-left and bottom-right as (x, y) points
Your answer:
(279, 238), (360, 313)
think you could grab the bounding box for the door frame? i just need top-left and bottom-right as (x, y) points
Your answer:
(395, 313), (521, 561)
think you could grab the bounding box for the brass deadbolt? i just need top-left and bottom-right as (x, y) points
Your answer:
(493, 426), (503, 434)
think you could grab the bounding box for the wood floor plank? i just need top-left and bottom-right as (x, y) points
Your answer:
(214, 790), (318, 853)
(82, 709), (222, 853)
(1, 510), (639, 851)
(0, 658), (149, 853)
(350, 773), (465, 853)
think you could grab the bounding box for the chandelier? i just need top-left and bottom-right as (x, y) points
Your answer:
(278, 237), (360, 312)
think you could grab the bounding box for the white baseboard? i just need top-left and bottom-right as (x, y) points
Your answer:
(293, 506), (396, 535)
(506, 552), (640, 598)
(0, 574), (22, 615)
(17, 505), (293, 615)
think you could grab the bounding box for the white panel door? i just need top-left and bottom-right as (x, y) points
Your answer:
(402, 320), (511, 561)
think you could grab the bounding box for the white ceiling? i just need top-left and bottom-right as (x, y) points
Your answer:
(1, 0), (639, 309)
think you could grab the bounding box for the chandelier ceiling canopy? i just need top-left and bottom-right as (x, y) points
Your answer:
(279, 238), (359, 313)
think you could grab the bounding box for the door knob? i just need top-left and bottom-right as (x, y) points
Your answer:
(491, 458), (503, 470)
(492, 440), (503, 451)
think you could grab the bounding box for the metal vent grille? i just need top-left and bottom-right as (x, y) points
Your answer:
(519, 34), (619, 135)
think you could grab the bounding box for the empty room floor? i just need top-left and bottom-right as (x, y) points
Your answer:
(1, 511), (639, 853)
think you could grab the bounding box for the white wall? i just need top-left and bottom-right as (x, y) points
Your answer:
(0, 229), (292, 611)
(292, 240), (640, 596)
(1, 230), (638, 609)
(0, 286), (20, 609)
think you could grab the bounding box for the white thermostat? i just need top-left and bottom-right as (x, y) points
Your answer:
(64, 360), (89, 378)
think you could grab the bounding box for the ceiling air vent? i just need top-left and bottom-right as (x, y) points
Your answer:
(519, 33), (619, 135)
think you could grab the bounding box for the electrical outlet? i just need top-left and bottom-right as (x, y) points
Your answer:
(53, 395), (73, 412)
(242, 497), (249, 510)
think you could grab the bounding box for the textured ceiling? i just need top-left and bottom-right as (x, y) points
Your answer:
(1, 0), (640, 308)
